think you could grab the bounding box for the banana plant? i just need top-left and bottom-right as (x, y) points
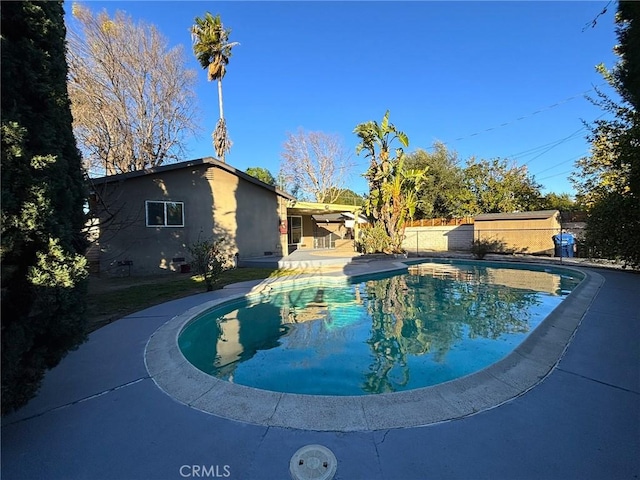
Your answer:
(355, 111), (426, 253)
(381, 158), (428, 252)
(354, 110), (409, 189)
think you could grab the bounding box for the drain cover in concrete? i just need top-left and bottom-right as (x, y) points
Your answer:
(289, 444), (337, 480)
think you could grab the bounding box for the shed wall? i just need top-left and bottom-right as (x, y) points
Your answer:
(474, 216), (560, 255)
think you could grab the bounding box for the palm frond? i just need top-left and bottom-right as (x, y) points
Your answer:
(191, 12), (238, 81)
(213, 117), (232, 160)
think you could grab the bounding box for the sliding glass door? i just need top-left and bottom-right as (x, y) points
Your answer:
(287, 216), (303, 245)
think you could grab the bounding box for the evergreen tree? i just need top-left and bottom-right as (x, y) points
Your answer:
(572, 1), (639, 267)
(245, 167), (276, 186)
(1, 1), (89, 414)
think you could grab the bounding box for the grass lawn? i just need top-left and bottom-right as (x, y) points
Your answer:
(85, 267), (283, 333)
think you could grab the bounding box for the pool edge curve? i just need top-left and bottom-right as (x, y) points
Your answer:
(144, 261), (604, 432)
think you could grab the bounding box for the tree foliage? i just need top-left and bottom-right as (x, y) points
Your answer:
(246, 167), (276, 186)
(351, 116), (558, 252)
(571, 1), (640, 267)
(539, 192), (577, 211)
(402, 143), (544, 219)
(404, 143), (467, 218)
(67, 4), (199, 175)
(280, 129), (355, 202)
(1, 1), (89, 414)
(380, 157), (428, 251)
(614, 2), (640, 112)
(191, 12), (239, 163)
(357, 222), (392, 255)
(461, 158), (543, 215)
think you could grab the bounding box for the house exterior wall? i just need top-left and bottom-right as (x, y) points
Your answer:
(96, 164), (287, 276)
(474, 216), (560, 255)
(206, 167), (287, 258)
(402, 225), (474, 253)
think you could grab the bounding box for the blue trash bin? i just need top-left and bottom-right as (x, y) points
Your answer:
(552, 233), (575, 258)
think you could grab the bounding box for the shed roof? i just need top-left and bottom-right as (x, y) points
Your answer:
(474, 210), (559, 221)
(89, 157), (295, 200)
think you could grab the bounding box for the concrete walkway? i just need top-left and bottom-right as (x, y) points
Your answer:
(2, 257), (639, 480)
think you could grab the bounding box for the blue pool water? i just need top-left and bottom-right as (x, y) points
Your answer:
(179, 260), (583, 395)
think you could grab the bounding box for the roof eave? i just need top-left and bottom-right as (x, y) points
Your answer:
(88, 157), (295, 200)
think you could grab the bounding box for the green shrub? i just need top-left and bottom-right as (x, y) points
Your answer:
(188, 236), (229, 291)
(356, 222), (393, 254)
(583, 194), (640, 268)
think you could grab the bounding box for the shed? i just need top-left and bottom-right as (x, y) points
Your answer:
(474, 210), (561, 255)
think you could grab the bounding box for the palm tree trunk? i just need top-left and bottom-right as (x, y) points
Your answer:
(217, 79), (224, 120)
(215, 78), (226, 163)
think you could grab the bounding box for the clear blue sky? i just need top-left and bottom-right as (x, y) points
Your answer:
(67, 1), (620, 196)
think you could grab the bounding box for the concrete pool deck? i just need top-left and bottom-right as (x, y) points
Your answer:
(2, 255), (639, 479)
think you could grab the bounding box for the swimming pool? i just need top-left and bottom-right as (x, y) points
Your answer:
(145, 258), (602, 430)
(178, 260), (583, 396)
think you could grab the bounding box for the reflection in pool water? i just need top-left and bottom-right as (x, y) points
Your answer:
(179, 261), (582, 395)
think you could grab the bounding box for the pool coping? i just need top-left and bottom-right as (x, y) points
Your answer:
(144, 260), (604, 432)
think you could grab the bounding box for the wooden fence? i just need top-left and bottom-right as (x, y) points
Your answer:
(405, 217), (475, 227)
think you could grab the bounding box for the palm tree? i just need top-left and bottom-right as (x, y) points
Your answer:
(191, 12), (239, 163)
(353, 111), (411, 251)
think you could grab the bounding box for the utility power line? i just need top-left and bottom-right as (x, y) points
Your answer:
(516, 112), (604, 167)
(520, 126), (587, 167)
(507, 135), (583, 160)
(531, 153), (585, 177)
(537, 169), (574, 182)
(449, 86), (602, 143)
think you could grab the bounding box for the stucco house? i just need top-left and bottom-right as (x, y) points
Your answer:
(88, 157), (294, 276)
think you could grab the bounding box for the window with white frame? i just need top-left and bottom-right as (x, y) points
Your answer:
(145, 201), (184, 227)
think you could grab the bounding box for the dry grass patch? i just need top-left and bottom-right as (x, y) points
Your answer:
(86, 267), (279, 332)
